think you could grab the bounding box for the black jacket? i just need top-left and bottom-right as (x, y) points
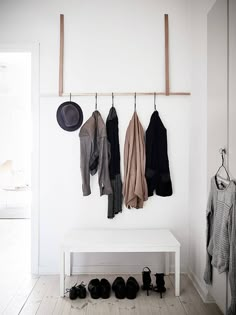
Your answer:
(145, 111), (172, 197)
(106, 107), (123, 218)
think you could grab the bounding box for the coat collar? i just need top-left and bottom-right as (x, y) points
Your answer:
(106, 107), (118, 122)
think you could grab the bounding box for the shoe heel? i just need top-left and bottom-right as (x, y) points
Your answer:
(154, 273), (166, 299)
(142, 267), (152, 296)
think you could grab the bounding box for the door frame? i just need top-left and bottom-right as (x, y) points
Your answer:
(0, 43), (40, 275)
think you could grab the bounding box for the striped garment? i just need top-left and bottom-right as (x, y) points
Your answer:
(204, 176), (236, 315)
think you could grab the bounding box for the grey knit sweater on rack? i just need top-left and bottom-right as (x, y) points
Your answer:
(204, 176), (236, 315)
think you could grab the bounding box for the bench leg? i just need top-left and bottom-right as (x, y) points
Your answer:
(60, 249), (65, 297)
(165, 252), (170, 275)
(175, 248), (180, 296)
(66, 252), (71, 276)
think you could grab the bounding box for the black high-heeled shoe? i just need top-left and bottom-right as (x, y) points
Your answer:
(76, 282), (87, 298)
(141, 267), (153, 296)
(100, 278), (111, 299)
(88, 279), (101, 299)
(112, 277), (126, 299)
(153, 273), (166, 298)
(126, 277), (140, 299)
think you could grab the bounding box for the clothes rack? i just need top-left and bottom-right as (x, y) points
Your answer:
(58, 14), (191, 98)
(56, 92), (190, 97)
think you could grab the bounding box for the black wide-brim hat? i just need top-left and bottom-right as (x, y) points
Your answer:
(56, 101), (83, 131)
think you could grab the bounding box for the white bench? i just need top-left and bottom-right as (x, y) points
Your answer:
(60, 229), (180, 297)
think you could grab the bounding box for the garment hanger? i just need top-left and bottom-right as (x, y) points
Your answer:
(70, 92), (71, 102)
(134, 92), (136, 112)
(154, 92), (157, 111)
(215, 148), (230, 187)
(95, 93), (97, 111)
(112, 92), (114, 108)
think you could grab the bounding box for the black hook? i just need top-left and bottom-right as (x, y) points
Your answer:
(95, 93), (97, 110)
(154, 92), (157, 111)
(134, 92), (136, 112)
(112, 93), (114, 107)
(70, 93), (71, 102)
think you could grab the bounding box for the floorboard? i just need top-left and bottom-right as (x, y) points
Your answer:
(169, 274), (222, 315)
(0, 219), (31, 315)
(17, 274), (223, 315)
(2, 275), (38, 315)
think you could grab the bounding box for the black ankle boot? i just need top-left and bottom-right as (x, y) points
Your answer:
(141, 267), (153, 296)
(66, 283), (78, 300)
(76, 282), (87, 298)
(154, 273), (166, 298)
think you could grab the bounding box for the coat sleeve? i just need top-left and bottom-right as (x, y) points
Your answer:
(145, 129), (156, 197)
(98, 136), (112, 196)
(136, 123), (148, 202)
(157, 128), (172, 196)
(203, 186), (214, 284)
(79, 135), (92, 196)
(122, 129), (129, 205)
(227, 198), (236, 315)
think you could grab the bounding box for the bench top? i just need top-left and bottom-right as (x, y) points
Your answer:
(61, 229), (180, 253)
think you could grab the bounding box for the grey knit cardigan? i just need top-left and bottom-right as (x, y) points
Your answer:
(204, 177), (236, 315)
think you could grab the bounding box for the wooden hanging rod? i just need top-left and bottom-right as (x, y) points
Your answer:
(59, 14), (64, 97)
(165, 14), (170, 96)
(56, 92), (190, 97)
(58, 14), (191, 97)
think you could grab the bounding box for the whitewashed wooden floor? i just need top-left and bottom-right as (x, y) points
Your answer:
(0, 220), (223, 315)
(0, 273), (222, 315)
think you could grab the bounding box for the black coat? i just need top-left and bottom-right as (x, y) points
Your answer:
(145, 111), (172, 197)
(106, 107), (121, 179)
(106, 107), (123, 218)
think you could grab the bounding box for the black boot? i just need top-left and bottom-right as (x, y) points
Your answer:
(76, 282), (87, 298)
(141, 267), (153, 296)
(154, 273), (166, 298)
(66, 283), (78, 300)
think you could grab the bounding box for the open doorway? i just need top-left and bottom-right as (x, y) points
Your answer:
(0, 53), (32, 281)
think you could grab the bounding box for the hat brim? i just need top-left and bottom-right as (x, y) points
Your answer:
(56, 101), (83, 131)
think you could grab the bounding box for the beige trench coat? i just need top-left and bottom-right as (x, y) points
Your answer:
(123, 112), (148, 208)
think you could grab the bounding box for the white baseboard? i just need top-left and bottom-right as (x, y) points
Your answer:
(0, 207), (30, 219)
(39, 266), (59, 275)
(188, 269), (215, 303)
(72, 264), (175, 275)
(39, 263), (186, 275)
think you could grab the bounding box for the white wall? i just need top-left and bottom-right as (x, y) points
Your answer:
(206, 1), (236, 313)
(207, 1), (228, 311)
(229, 0), (236, 177)
(188, 0), (216, 301)
(0, 0), (191, 274)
